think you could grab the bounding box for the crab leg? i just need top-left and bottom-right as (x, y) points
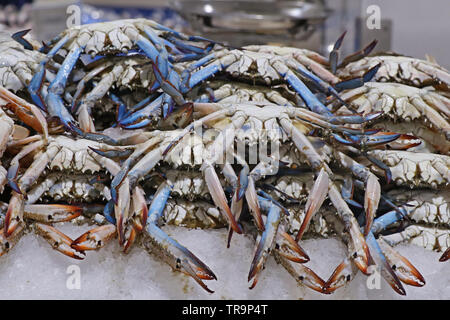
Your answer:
(323, 258), (357, 294)
(296, 168), (329, 241)
(144, 182), (216, 293)
(258, 196), (309, 263)
(280, 118), (370, 273)
(248, 200), (282, 289)
(35, 223), (85, 260)
(0, 86), (48, 138)
(377, 237), (425, 287)
(71, 224), (117, 251)
(365, 231), (406, 295)
(4, 143), (60, 236)
(24, 204), (82, 223)
(0, 221), (25, 257)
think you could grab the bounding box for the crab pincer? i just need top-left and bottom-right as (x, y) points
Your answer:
(248, 201), (282, 289)
(144, 182), (217, 293)
(296, 168), (329, 241)
(71, 225), (117, 251)
(35, 223), (85, 260)
(440, 247), (450, 262)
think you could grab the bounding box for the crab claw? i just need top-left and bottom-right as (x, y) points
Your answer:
(35, 223), (85, 260)
(203, 164), (242, 234)
(24, 204), (82, 223)
(347, 218), (370, 274)
(146, 223), (216, 293)
(363, 174), (381, 236)
(340, 40), (378, 67)
(122, 225), (137, 254)
(366, 232), (406, 295)
(329, 31), (346, 74)
(377, 237), (425, 287)
(4, 192), (24, 237)
(276, 253), (327, 293)
(440, 247), (450, 262)
(0, 87), (48, 137)
(12, 29), (34, 50)
(248, 204), (281, 289)
(276, 231), (309, 263)
(71, 225), (117, 251)
(7, 162), (22, 194)
(0, 222), (25, 257)
(245, 176), (264, 231)
(296, 168), (329, 241)
(323, 258), (356, 294)
(236, 167), (249, 201)
(130, 186), (149, 232)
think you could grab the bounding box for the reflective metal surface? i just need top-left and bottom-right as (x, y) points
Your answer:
(172, 0), (328, 36)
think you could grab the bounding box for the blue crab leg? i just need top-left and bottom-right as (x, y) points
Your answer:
(329, 31), (346, 74)
(257, 196), (309, 264)
(69, 124), (118, 145)
(165, 35), (215, 55)
(332, 132), (401, 149)
(12, 29), (34, 50)
(248, 201), (282, 289)
(145, 183), (217, 293)
(103, 200), (116, 225)
(365, 210), (424, 288)
(365, 231), (406, 295)
(363, 174), (381, 236)
(45, 44), (83, 129)
(118, 95), (164, 128)
(28, 34), (70, 111)
(294, 62), (348, 106)
(146, 223), (217, 293)
(334, 63), (381, 91)
(256, 190), (289, 217)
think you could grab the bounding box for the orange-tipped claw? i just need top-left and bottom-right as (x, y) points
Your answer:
(146, 224), (217, 293)
(122, 225), (137, 253)
(0, 222), (25, 257)
(323, 258), (355, 294)
(276, 231), (309, 263)
(4, 192), (24, 237)
(24, 204), (82, 223)
(71, 224), (117, 251)
(377, 237), (425, 287)
(35, 223), (85, 260)
(0, 87), (48, 138)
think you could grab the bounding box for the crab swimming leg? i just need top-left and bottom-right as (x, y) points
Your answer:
(144, 182), (217, 293)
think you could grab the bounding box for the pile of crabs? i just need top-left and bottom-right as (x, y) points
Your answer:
(0, 19), (449, 295)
